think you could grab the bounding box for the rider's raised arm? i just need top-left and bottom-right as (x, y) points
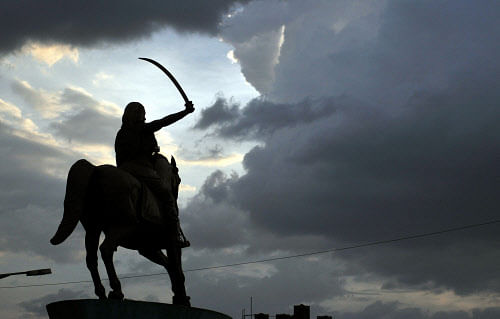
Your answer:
(145, 101), (194, 132)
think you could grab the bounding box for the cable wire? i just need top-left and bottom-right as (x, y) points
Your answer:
(1, 219), (499, 289)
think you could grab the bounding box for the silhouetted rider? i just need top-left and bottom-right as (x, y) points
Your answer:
(115, 101), (193, 202)
(114, 101), (194, 306)
(116, 101), (193, 167)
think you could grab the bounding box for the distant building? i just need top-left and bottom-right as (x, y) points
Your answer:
(243, 302), (331, 319)
(293, 304), (310, 319)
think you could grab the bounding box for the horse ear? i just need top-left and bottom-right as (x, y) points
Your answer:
(171, 155), (177, 167)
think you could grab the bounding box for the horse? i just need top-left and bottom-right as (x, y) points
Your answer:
(50, 155), (191, 306)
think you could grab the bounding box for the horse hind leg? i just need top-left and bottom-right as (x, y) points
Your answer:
(85, 229), (106, 299)
(99, 233), (124, 300)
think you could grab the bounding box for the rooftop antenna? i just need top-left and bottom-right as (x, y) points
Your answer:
(242, 297), (254, 319)
(251, 296), (253, 319)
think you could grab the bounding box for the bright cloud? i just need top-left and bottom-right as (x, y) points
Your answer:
(227, 50), (238, 64)
(24, 42), (79, 66)
(0, 98), (22, 119)
(92, 71), (114, 86)
(11, 80), (69, 119)
(179, 153), (244, 167)
(180, 184), (197, 193)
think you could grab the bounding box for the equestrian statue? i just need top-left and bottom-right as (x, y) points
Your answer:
(50, 58), (194, 306)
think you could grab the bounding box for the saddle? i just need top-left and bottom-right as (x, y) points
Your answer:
(111, 154), (188, 245)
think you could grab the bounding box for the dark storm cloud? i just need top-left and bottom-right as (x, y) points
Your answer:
(186, 0), (500, 297)
(339, 302), (426, 319)
(177, 143), (228, 162)
(337, 301), (500, 319)
(220, 0), (294, 44)
(19, 288), (89, 317)
(193, 72), (500, 294)
(194, 96), (338, 139)
(220, 0), (384, 97)
(182, 169), (333, 253)
(225, 1), (498, 104)
(0, 0), (249, 55)
(193, 97), (240, 130)
(182, 170), (247, 249)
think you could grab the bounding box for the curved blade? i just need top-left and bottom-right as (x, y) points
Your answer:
(139, 57), (190, 104)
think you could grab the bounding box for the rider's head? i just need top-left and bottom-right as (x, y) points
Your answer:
(122, 102), (146, 128)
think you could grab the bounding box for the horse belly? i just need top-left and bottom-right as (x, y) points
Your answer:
(93, 165), (142, 225)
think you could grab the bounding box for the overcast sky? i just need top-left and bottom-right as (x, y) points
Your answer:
(0, 1), (499, 318)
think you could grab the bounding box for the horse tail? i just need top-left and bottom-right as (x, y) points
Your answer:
(50, 159), (95, 245)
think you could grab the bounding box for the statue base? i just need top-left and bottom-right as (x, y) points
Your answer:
(46, 299), (232, 319)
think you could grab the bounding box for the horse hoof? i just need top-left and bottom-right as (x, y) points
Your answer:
(172, 295), (191, 307)
(108, 290), (124, 300)
(96, 287), (106, 300)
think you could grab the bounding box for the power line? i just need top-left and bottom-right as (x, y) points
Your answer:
(1, 219), (499, 289)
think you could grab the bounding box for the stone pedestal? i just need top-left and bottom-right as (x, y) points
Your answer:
(46, 299), (232, 319)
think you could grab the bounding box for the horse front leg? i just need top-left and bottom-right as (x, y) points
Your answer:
(139, 249), (168, 268)
(85, 229), (106, 299)
(166, 245), (190, 306)
(99, 234), (124, 300)
(139, 248), (190, 306)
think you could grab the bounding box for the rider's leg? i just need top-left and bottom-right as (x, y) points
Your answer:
(142, 177), (175, 210)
